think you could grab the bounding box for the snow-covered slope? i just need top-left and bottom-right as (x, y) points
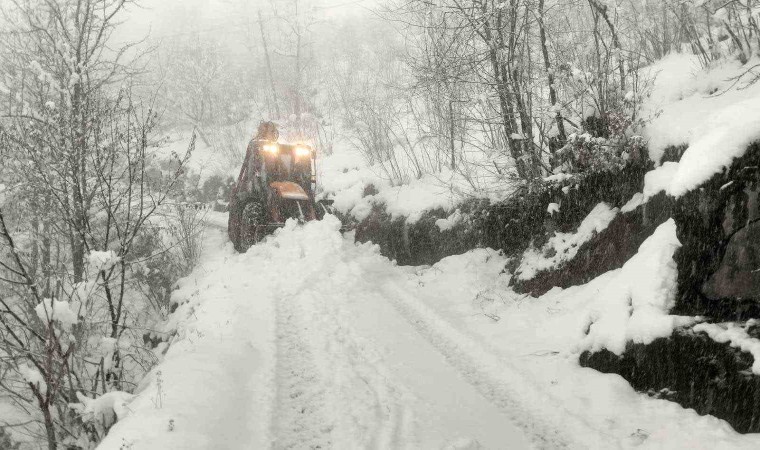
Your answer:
(99, 217), (760, 449)
(317, 139), (515, 224)
(643, 54), (760, 196)
(97, 229), (276, 449)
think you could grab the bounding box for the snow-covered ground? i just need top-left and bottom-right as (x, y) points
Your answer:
(99, 216), (760, 449)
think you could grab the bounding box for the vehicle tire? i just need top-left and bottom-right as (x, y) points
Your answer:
(228, 205), (243, 252)
(239, 199), (268, 250)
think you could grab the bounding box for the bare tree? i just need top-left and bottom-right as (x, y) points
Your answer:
(0, 0), (144, 282)
(0, 1), (194, 448)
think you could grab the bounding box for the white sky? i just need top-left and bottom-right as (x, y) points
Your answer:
(116, 0), (240, 44)
(116, 0), (376, 43)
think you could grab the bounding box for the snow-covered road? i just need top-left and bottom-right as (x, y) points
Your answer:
(269, 236), (533, 449)
(99, 217), (533, 449)
(238, 215), (535, 448)
(99, 216), (760, 449)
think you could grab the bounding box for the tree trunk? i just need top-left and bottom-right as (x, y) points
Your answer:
(448, 99), (455, 170)
(538, 0), (566, 146)
(30, 215), (39, 279)
(294, 2), (303, 121)
(41, 398), (56, 450)
(258, 10), (281, 118)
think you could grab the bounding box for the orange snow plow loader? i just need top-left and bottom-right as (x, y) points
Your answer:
(228, 127), (335, 252)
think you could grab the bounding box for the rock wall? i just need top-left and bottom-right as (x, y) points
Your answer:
(671, 143), (760, 320)
(351, 161), (651, 267)
(507, 143), (759, 308)
(512, 193), (673, 296)
(580, 329), (760, 433)
(581, 142), (760, 434)
(350, 203), (484, 266)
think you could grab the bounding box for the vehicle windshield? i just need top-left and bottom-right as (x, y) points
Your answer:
(264, 155), (292, 182)
(260, 144), (312, 187)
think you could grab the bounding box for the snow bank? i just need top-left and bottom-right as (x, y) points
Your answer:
(318, 163), (461, 223)
(515, 202), (618, 280)
(98, 230), (275, 450)
(318, 157), (387, 220)
(580, 219), (695, 355)
(318, 143), (515, 223)
(421, 248), (507, 288)
(644, 54), (760, 196)
(668, 96), (760, 196)
(376, 174), (458, 223)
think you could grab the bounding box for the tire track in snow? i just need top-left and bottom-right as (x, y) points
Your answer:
(270, 241), (411, 449)
(272, 289), (334, 449)
(307, 287), (413, 449)
(378, 280), (618, 450)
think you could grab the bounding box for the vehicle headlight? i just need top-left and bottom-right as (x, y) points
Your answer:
(294, 145), (311, 157)
(262, 143), (279, 155)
